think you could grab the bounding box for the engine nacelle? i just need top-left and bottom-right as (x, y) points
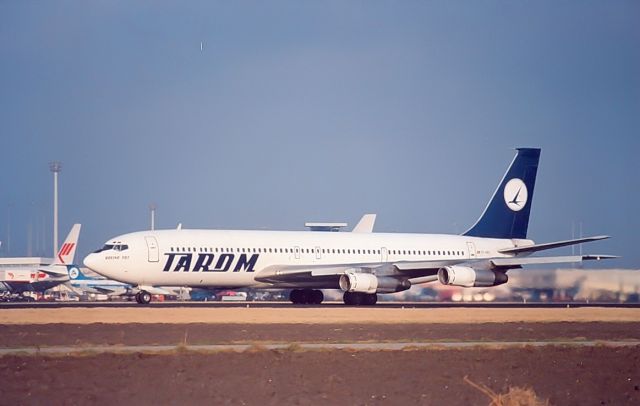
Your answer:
(339, 272), (411, 294)
(437, 266), (508, 288)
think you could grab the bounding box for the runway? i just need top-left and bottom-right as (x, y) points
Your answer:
(1, 300), (639, 309)
(2, 304), (640, 324)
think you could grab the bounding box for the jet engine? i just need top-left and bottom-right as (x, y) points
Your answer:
(339, 272), (411, 294)
(437, 266), (508, 288)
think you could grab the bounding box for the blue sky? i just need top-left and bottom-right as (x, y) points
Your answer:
(1, 1), (638, 267)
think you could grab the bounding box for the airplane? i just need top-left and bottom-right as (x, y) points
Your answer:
(66, 266), (134, 297)
(83, 148), (615, 305)
(1, 224), (82, 294)
(66, 265), (187, 299)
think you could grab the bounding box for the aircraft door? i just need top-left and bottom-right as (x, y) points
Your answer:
(294, 246), (301, 260)
(381, 247), (388, 262)
(145, 236), (159, 262)
(466, 242), (476, 259)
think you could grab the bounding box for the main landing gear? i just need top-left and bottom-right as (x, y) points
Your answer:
(343, 291), (377, 306)
(289, 289), (324, 305)
(135, 291), (152, 304)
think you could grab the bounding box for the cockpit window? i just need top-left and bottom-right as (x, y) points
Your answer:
(93, 244), (114, 253)
(93, 244), (128, 253)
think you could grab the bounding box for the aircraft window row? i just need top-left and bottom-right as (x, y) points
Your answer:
(168, 246), (465, 257)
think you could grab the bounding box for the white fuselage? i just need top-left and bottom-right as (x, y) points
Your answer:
(84, 229), (523, 289)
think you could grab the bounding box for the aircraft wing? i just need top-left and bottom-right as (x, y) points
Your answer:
(37, 265), (69, 278)
(136, 285), (179, 296)
(89, 286), (119, 295)
(254, 259), (453, 285)
(254, 253), (617, 286)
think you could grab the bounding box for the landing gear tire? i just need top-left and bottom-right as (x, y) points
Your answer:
(363, 293), (378, 305)
(290, 289), (324, 305)
(310, 289), (324, 305)
(343, 292), (377, 306)
(137, 291), (152, 305)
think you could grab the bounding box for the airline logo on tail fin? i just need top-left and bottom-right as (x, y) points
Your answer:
(504, 178), (528, 212)
(69, 267), (80, 279)
(58, 243), (76, 264)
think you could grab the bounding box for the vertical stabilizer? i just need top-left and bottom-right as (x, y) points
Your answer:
(352, 214), (377, 233)
(463, 149), (540, 239)
(52, 224), (81, 265)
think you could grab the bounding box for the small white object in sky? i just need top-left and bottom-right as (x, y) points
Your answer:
(200, 41), (203, 51)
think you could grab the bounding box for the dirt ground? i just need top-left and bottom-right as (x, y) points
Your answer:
(1, 346), (639, 405)
(2, 306), (639, 324)
(2, 309), (639, 405)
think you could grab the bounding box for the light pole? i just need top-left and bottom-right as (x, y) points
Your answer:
(149, 203), (156, 231)
(49, 161), (62, 256)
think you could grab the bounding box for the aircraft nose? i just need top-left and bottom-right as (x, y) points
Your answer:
(83, 253), (99, 271)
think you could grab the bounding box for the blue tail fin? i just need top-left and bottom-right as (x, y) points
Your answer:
(463, 148), (540, 239)
(67, 266), (90, 280)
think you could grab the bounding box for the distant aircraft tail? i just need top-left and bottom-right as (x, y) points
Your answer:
(463, 148), (540, 239)
(67, 266), (91, 280)
(52, 224), (82, 265)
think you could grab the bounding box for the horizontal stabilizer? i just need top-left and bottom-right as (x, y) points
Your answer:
(491, 254), (618, 267)
(498, 235), (610, 255)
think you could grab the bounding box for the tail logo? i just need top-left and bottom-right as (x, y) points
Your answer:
(58, 242), (75, 264)
(503, 178), (528, 212)
(69, 267), (80, 279)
